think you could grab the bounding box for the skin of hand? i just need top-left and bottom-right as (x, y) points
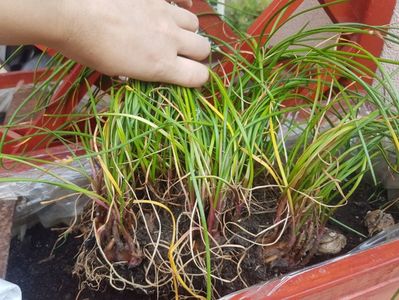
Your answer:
(0, 0), (210, 87)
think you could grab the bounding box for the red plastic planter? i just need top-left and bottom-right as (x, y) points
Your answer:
(225, 239), (399, 299)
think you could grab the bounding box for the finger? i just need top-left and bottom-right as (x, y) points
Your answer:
(163, 56), (209, 87)
(168, 5), (199, 32)
(176, 29), (211, 61)
(166, 0), (193, 8)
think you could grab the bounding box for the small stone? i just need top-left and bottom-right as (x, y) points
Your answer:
(364, 210), (395, 236)
(317, 228), (347, 255)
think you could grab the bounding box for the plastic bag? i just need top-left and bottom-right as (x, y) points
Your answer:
(0, 159), (91, 237)
(0, 279), (21, 300)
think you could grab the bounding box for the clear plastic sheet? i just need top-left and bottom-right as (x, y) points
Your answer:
(221, 224), (399, 299)
(0, 160), (91, 237)
(351, 222), (399, 252)
(0, 279), (21, 300)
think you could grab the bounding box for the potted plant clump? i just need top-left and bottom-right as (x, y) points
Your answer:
(2, 2), (399, 299)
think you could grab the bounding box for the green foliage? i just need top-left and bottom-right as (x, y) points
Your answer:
(2, 3), (399, 299)
(208, 0), (272, 30)
(225, 0), (272, 31)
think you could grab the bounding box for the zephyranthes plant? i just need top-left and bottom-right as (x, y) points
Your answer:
(1, 3), (399, 299)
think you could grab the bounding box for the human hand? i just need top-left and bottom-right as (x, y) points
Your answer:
(55, 0), (210, 87)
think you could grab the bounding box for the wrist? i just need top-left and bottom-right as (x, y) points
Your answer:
(44, 0), (77, 49)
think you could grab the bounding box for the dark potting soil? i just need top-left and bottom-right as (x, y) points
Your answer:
(6, 226), (156, 300)
(6, 184), (399, 300)
(313, 183), (399, 263)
